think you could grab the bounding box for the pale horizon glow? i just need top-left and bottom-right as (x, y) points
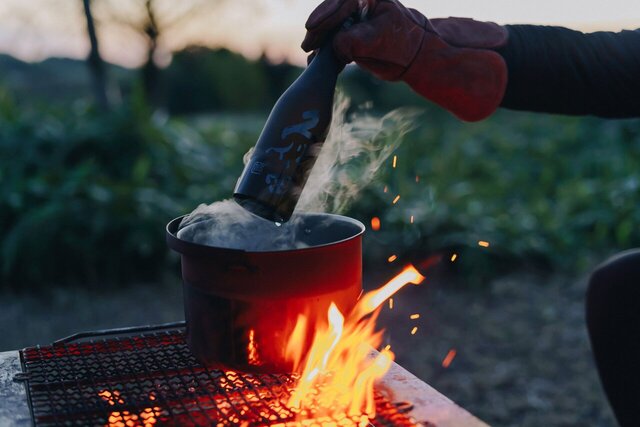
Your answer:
(0, 0), (638, 68)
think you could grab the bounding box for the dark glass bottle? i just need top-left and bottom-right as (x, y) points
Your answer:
(233, 45), (344, 222)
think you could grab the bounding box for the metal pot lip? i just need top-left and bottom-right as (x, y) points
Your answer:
(166, 212), (365, 256)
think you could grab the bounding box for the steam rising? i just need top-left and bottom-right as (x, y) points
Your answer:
(177, 199), (304, 251)
(298, 94), (419, 213)
(178, 95), (419, 250)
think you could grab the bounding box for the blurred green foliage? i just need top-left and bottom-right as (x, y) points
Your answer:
(1, 48), (639, 289)
(352, 106), (640, 282)
(168, 48), (271, 114)
(0, 87), (256, 288)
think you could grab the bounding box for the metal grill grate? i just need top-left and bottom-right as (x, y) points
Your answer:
(18, 324), (416, 427)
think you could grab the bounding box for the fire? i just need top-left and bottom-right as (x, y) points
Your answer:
(284, 265), (425, 423)
(99, 389), (162, 427)
(247, 328), (262, 366)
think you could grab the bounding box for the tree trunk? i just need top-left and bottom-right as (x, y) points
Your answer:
(82, 0), (109, 110)
(142, 0), (163, 108)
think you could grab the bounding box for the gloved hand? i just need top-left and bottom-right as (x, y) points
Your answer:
(302, 0), (508, 122)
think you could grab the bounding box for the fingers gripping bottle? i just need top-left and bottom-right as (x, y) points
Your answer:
(233, 44), (344, 222)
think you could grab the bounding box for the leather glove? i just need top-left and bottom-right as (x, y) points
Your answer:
(302, 0), (508, 122)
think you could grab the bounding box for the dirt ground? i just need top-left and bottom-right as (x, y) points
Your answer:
(0, 269), (617, 427)
(373, 268), (617, 427)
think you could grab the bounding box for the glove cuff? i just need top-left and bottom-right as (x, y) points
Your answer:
(402, 20), (508, 122)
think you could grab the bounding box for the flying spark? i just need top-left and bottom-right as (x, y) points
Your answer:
(387, 255), (397, 263)
(410, 327), (418, 335)
(392, 155), (397, 168)
(410, 215), (414, 224)
(371, 217), (381, 231)
(450, 254), (458, 262)
(478, 241), (490, 247)
(442, 349), (457, 368)
(410, 314), (420, 320)
(392, 195), (400, 204)
(388, 298), (394, 310)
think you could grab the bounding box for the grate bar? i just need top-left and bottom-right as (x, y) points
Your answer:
(19, 325), (416, 427)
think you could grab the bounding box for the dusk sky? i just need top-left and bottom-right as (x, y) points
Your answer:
(1, 0), (638, 67)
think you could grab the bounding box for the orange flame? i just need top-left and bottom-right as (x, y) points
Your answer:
(285, 265), (425, 422)
(247, 328), (262, 366)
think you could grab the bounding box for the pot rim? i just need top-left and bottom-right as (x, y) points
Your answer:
(166, 212), (365, 255)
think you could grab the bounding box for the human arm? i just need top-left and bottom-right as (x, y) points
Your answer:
(496, 25), (640, 118)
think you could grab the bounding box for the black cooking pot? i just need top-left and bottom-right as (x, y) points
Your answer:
(166, 213), (365, 372)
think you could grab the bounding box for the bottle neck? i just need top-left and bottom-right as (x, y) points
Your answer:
(307, 43), (346, 76)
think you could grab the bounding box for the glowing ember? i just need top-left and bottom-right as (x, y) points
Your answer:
(409, 314), (420, 320)
(450, 253), (458, 262)
(370, 217), (381, 231)
(387, 255), (397, 263)
(392, 195), (400, 204)
(442, 349), (457, 368)
(392, 155), (397, 168)
(285, 265), (425, 422)
(410, 327), (418, 335)
(478, 241), (490, 247)
(98, 390), (124, 406)
(99, 390), (162, 427)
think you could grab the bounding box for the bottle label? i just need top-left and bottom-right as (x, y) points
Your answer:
(260, 109), (319, 195)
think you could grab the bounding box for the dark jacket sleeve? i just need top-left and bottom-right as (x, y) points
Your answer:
(496, 25), (640, 118)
